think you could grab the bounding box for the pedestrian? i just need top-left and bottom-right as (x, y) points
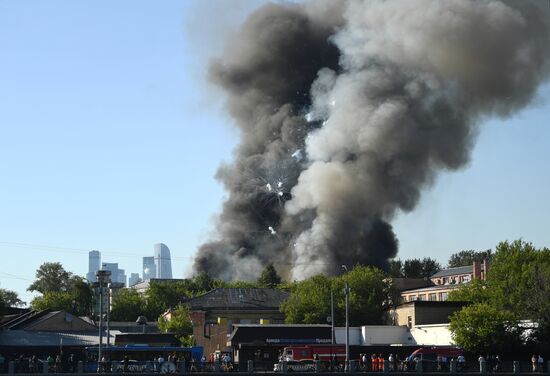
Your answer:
(29, 355), (37, 373)
(537, 355), (544, 372)
(201, 355), (206, 371)
(378, 354), (384, 372)
(531, 354), (537, 372)
(388, 354), (395, 372)
(371, 354), (378, 372)
(457, 354), (466, 372)
(478, 355), (485, 373)
(494, 355), (501, 372)
(47, 355), (54, 373)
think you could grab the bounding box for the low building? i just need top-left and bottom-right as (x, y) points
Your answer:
(389, 300), (468, 328)
(0, 310), (118, 363)
(183, 288), (289, 356)
(130, 278), (186, 294)
(400, 260), (489, 303)
(228, 324), (332, 369)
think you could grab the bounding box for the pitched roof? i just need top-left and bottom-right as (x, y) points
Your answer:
(0, 330), (119, 347)
(401, 284), (461, 293)
(184, 288), (289, 311)
(0, 310), (96, 331)
(431, 265), (473, 278)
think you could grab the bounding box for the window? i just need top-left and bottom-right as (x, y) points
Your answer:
(417, 294), (425, 301)
(441, 292), (448, 301)
(429, 293), (436, 301)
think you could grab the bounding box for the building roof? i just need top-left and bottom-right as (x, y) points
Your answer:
(184, 288), (290, 311)
(130, 278), (186, 292)
(391, 278), (434, 292)
(0, 310), (97, 331)
(401, 284), (461, 294)
(430, 265), (473, 278)
(0, 330), (119, 347)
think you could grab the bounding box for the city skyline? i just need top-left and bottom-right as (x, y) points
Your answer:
(1, 1), (550, 304)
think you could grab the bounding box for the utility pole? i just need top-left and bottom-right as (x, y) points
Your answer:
(331, 289), (335, 345)
(96, 270), (111, 373)
(342, 265), (350, 372)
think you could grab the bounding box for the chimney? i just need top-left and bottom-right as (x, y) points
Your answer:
(473, 260), (481, 280)
(481, 259), (489, 280)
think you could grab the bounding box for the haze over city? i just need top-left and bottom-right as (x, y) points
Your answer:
(1, 0), (550, 305)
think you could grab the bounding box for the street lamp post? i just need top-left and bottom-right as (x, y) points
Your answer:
(341, 265), (349, 372)
(95, 270), (111, 373)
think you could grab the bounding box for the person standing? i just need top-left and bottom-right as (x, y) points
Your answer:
(537, 355), (544, 372)
(531, 354), (537, 372)
(494, 355), (501, 372)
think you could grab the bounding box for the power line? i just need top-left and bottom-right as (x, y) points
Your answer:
(0, 241), (192, 261)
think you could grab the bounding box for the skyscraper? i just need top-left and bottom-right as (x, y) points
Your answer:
(143, 256), (156, 280)
(154, 243), (172, 279)
(128, 273), (141, 287)
(87, 250), (101, 282)
(102, 262), (120, 283)
(118, 269), (127, 286)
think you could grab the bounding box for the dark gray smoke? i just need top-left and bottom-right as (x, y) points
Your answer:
(193, 0), (550, 280)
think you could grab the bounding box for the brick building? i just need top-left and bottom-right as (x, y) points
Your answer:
(400, 259), (489, 303)
(183, 288), (289, 357)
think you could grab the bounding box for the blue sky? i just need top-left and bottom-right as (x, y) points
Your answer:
(1, 0), (549, 305)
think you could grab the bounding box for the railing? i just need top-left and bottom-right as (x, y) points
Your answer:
(0, 358), (548, 374)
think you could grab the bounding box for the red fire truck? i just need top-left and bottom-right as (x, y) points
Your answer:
(282, 344), (347, 362)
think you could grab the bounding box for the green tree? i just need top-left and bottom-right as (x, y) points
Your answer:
(447, 250), (493, 268)
(111, 289), (147, 321)
(280, 275), (332, 325)
(449, 303), (520, 354)
(338, 265), (394, 325)
(31, 291), (74, 312)
(388, 259), (403, 278)
(71, 277), (94, 316)
(158, 305), (194, 346)
(145, 280), (195, 319)
(27, 262), (74, 294)
(281, 265), (395, 326)
(257, 263), (282, 288)
(402, 258), (441, 278)
(0, 288), (25, 308)
(191, 272), (215, 293)
(448, 279), (490, 304)
(449, 240), (550, 351)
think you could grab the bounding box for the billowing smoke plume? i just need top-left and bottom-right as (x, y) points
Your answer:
(193, 0), (550, 280)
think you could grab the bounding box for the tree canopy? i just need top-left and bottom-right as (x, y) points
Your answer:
(257, 263), (282, 288)
(447, 249), (493, 268)
(27, 262), (76, 294)
(157, 304), (194, 347)
(0, 287), (24, 308)
(280, 265), (395, 326)
(402, 258), (441, 278)
(449, 240), (550, 353)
